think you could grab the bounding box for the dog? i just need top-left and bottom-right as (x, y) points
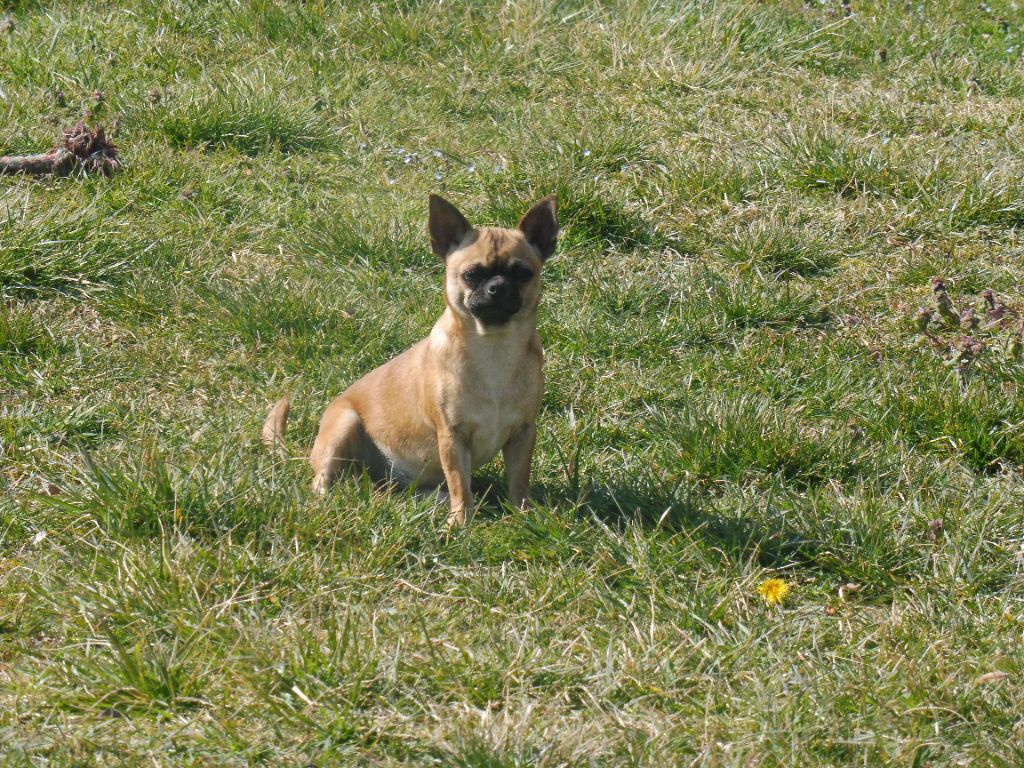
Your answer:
(263, 194), (557, 527)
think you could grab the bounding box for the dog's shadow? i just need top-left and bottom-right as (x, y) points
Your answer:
(470, 472), (824, 569)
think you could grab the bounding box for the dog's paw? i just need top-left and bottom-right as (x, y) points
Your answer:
(444, 509), (467, 530)
(312, 475), (329, 495)
(510, 493), (531, 511)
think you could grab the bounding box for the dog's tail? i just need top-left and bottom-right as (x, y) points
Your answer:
(261, 395), (291, 451)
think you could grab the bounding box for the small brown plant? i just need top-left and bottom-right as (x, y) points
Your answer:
(912, 279), (1022, 388)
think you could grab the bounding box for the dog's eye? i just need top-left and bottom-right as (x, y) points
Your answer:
(463, 267), (485, 285)
(510, 265), (534, 282)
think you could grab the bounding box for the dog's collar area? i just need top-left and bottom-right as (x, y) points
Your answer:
(456, 310), (529, 337)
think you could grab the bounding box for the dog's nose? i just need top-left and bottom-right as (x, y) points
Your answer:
(485, 278), (507, 298)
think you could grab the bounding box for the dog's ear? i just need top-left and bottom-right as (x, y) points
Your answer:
(518, 195), (558, 261)
(429, 195), (473, 259)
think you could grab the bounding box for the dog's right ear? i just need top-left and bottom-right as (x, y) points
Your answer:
(429, 195), (473, 259)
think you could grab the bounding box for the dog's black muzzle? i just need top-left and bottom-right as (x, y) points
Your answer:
(467, 276), (522, 325)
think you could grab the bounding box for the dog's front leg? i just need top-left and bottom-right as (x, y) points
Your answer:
(438, 427), (473, 528)
(502, 422), (536, 510)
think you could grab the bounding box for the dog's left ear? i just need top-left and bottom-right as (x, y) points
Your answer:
(518, 195), (558, 262)
(429, 194), (473, 259)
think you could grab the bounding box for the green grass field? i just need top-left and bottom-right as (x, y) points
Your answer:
(3, 0), (1024, 764)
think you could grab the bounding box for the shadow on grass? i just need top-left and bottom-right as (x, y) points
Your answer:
(559, 481), (823, 569)
(471, 471), (823, 571)
(469, 468), (923, 591)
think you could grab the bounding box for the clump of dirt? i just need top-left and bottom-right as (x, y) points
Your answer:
(60, 122), (121, 175)
(0, 122), (121, 177)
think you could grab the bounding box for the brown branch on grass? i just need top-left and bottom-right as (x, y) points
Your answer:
(0, 123), (121, 177)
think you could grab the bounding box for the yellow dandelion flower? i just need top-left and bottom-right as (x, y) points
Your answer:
(756, 578), (791, 606)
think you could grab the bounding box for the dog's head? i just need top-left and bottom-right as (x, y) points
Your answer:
(429, 195), (557, 329)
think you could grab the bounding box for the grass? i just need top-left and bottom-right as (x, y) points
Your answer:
(2, 0), (1024, 764)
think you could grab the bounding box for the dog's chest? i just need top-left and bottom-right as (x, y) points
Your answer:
(457, 346), (539, 467)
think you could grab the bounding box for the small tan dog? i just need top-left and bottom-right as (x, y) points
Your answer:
(263, 194), (557, 527)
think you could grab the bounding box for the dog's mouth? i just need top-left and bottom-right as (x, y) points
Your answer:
(466, 295), (522, 325)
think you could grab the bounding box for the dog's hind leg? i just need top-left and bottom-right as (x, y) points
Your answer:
(310, 403), (365, 494)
